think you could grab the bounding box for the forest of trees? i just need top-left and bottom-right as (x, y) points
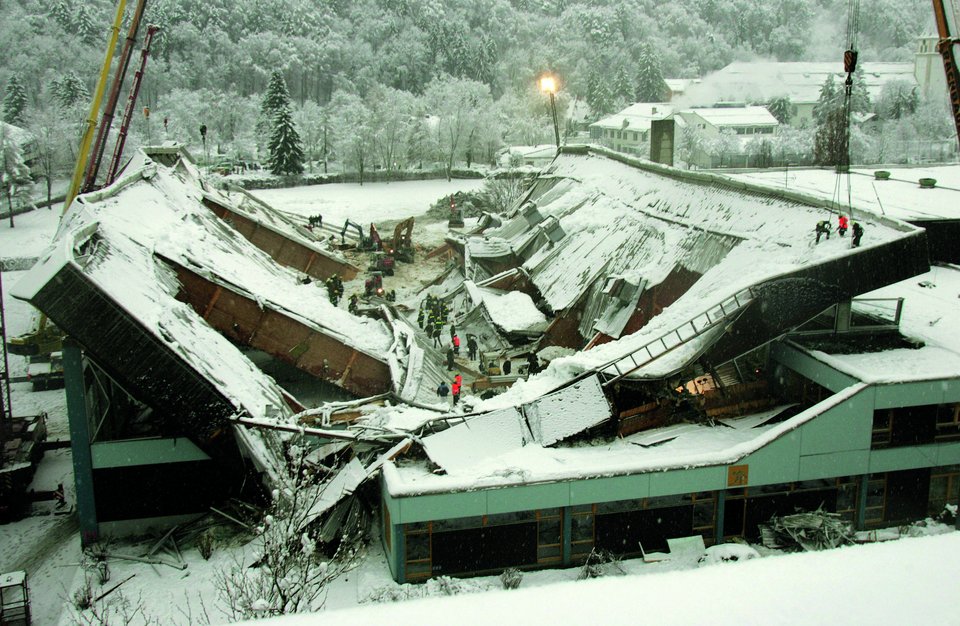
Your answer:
(0, 0), (947, 185)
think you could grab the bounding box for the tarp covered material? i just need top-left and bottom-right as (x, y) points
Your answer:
(422, 408), (529, 475)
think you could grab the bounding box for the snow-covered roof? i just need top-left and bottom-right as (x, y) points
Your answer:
(463, 280), (548, 333)
(590, 103), (674, 131)
(1, 121), (33, 147)
(384, 384), (867, 496)
(12, 149), (395, 417)
(803, 264), (960, 383)
(677, 61), (916, 107)
(507, 145), (558, 160)
(680, 106), (779, 127)
(476, 148), (917, 372)
(726, 166), (960, 222)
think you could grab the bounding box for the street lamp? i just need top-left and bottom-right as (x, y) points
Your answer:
(539, 74), (561, 149)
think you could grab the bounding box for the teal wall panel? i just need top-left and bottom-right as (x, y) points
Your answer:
(91, 438), (210, 469)
(875, 381), (949, 408)
(381, 479), (401, 524)
(569, 474), (649, 505)
(487, 482), (570, 514)
(799, 389), (873, 455)
(648, 466), (725, 496)
(740, 431), (801, 486)
(936, 442), (960, 466)
(398, 490), (487, 524)
(771, 342), (859, 391)
(798, 450), (870, 479)
(939, 380), (960, 403)
(869, 446), (942, 473)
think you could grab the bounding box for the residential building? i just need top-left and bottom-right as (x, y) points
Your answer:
(675, 105), (780, 168)
(588, 103), (674, 156)
(680, 62), (918, 128)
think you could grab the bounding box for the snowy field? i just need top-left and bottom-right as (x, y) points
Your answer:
(1, 178), (958, 625)
(252, 178), (486, 225)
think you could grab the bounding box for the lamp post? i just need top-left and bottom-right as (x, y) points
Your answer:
(539, 74), (560, 149)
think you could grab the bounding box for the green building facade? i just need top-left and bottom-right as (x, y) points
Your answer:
(380, 340), (960, 582)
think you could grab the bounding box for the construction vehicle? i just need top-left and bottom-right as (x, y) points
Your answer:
(369, 251), (395, 276)
(5, 318), (61, 357)
(341, 220), (379, 251)
(364, 272), (385, 297)
(392, 217), (415, 263)
(933, 0), (960, 148)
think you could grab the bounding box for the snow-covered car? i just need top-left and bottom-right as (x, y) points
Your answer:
(698, 543), (761, 565)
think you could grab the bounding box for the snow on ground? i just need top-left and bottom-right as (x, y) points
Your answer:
(2, 176), (959, 625)
(727, 165), (960, 222)
(253, 178), (486, 226)
(245, 530), (960, 626)
(0, 205), (64, 262)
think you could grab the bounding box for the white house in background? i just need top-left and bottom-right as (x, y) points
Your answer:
(588, 103), (674, 156)
(675, 105), (780, 168)
(677, 106), (779, 139)
(680, 61), (918, 128)
(500, 144), (557, 168)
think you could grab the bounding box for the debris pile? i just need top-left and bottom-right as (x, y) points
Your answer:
(760, 507), (854, 551)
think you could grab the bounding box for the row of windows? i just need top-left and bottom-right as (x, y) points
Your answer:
(872, 403), (960, 447)
(733, 126), (775, 135)
(601, 128), (648, 141)
(396, 467), (960, 580)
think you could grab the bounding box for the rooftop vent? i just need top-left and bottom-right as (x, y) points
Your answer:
(541, 216), (565, 242)
(521, 201), (544, 226)
(919, 178), (937, 188)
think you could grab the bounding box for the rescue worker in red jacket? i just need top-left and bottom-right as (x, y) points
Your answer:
(838, 214), (849, 237)
(451, 379), (461, 405)
(452, 333), (461, 356)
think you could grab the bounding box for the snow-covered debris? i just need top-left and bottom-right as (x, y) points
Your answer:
(524, 374), (611, 446)
(422, 408), (529, 474)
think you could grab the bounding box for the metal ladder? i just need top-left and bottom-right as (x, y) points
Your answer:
(597, 286), (757, 387)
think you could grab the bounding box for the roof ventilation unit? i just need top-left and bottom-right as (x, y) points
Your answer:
(541, 216), (565, 242)
(521, 201), (544, 226)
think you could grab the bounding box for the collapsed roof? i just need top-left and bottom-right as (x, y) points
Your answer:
(10, 147), (424, 473)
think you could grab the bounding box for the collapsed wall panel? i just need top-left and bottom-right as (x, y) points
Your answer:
(173, 263), (392, 397)
(202, 198), (359, 281)
(21, 263), (235, 446)
(700, 231), (929, 370)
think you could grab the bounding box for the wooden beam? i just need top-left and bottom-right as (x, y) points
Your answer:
(201, 286), (222, 319)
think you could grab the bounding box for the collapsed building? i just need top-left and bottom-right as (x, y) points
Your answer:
(12, 145), (960, 583)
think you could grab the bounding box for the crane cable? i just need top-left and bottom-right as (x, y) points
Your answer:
(831, 0), (861, 221)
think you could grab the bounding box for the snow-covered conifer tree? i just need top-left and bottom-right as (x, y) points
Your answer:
(0, 125), (32, 226)
(3, 75), (27, 126)
(258, 71), (292, 156)
(268, 105), (305, 176)
(634, 43), (668, 103)
(53, 72), (89, 109)
(75, 3), (99, 45)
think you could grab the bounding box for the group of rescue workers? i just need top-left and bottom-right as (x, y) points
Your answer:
(325, 274), (344, 306)
(436, 373), (465, 405)
(815, 214), (863, 247)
